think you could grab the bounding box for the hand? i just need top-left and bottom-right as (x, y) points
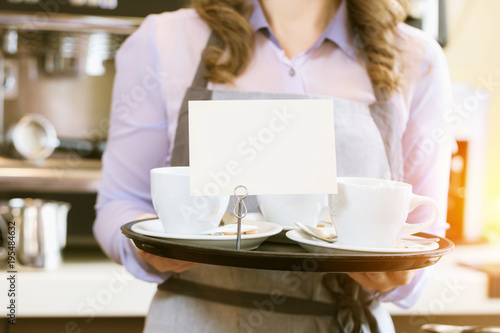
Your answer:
(133, 213), (200, 273)
(347, 270), (417, 293)
(135, 249), (199, 273)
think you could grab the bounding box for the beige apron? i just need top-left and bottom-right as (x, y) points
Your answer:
(143, 33), (403, 333)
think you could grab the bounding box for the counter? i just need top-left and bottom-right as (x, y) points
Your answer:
(1, 244), (499, 319)
(0, 157), (101, 193)
(1, 249), (156, 318)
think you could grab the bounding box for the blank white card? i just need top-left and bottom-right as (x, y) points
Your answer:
(189, 99), (337, 196)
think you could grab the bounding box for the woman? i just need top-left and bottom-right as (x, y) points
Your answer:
(94, 0), (452, 331)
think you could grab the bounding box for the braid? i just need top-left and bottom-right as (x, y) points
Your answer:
(190, 0), (254, 83)
(347, 0), (408, 96)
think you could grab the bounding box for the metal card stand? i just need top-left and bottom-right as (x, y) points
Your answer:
(232, 185), (248, 250)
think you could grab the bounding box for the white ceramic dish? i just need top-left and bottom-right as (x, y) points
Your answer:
(286, 229), (440, 254)
(132, 219), (282, 250)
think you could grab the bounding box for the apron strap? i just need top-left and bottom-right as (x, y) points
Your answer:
(373, 86), (389, 103)
(158, 277), (334, 316)
(360, 42), (403, 180)
(158, 275), (380, 333)
(191, 32), (224, 88)
(369, 102), (404, 181)
(169, 33), (223, 166)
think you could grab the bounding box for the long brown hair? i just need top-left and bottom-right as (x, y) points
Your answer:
(190, 0), (408, 96)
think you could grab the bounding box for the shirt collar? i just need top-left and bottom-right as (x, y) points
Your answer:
(249, 0), (358, 61)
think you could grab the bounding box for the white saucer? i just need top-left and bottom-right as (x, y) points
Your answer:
(286, 229), (440, 254)
(266, 223), (331, 244)
(265, 225), (297, 244)
(132, 219), (282, 250)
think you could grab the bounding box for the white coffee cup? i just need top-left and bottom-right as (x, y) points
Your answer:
(328, 177), (439, 248)
(150, 167), (230, 234)
(257, 194), (328, 227)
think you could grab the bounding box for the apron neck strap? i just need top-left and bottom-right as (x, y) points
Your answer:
(372, 81), (389, 103)
(191, 33), (224, 88)
(193, 32), (389, 102)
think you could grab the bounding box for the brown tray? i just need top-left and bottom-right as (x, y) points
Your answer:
(121, 220), (454, 272)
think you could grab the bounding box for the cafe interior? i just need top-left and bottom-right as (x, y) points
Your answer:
(0, 0), (499, 332)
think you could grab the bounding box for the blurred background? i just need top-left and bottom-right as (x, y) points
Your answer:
(443, 0), (500, 244)
(0, 0), (499, 332)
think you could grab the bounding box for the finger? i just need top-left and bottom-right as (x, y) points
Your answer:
(364, 272), (386, 281)
(170, 262), (199, 273)
(388, 270), (417, 287)
(138, 251), (198, 272)
(349, 272), (393, 292)
(363, 272), (395, 291)
(347, 273), (378, 291)
(348, 270), (418, 293)
(135, 249), (151, 260)
(134, 213), (158, 221)
(134, 244), (199, 272)
(156, 259), (198, 273)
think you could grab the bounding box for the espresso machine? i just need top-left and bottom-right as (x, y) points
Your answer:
(0, 0), (186, 157)
(0, 1), (182, 255)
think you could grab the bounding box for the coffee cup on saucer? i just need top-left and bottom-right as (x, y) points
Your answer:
(151, 167), (230, 234)
(256, 194), (328, 228)
(328, 177), (440, 249)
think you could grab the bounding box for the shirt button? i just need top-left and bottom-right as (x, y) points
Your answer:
(289, 68), (295, 77)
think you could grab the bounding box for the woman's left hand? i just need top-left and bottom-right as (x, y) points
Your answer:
(347, 270), (417, 293)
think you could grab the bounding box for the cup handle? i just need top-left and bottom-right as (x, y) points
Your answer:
(399, 194), (440, 239)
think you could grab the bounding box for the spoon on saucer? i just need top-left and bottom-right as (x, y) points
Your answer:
(295, 222), (337, 243)
(295, 223), (440, 244)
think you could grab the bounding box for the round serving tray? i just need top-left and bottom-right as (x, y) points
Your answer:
(121, 220), (454, 273)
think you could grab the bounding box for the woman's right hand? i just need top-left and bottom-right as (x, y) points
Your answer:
(133, 213), (200, 273)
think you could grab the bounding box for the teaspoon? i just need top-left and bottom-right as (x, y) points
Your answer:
(295, 223), (440, 244)
(295, 222), (337, 243)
